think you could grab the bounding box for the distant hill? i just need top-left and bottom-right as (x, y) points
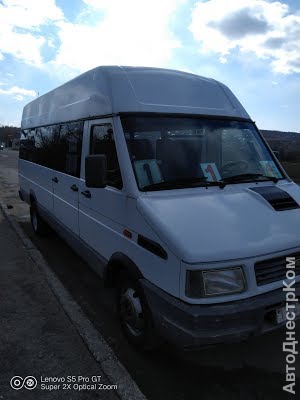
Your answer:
(261, 129), (300, 162)
(261, 129), (300, 140)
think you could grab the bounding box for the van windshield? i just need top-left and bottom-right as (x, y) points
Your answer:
(121, 115), (284, 191)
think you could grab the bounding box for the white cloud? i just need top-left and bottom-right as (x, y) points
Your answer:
(47, 39), (56, 49)
(0, 85), (36, 101)
(219, 56), (227, 64)
(0, 0), (63, 65)
(50, 0), (183, 72)
(0, 0), (183, 74)
(189, 0), (300, 74)
(0, 28), (45, 65)
(0, 0), (63, 29)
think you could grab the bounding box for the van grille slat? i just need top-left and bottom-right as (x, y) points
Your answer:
(255, 253), (300, 286)
(255, 265), (300, 277)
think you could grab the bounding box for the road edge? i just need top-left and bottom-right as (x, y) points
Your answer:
(0, 202), (147, 400)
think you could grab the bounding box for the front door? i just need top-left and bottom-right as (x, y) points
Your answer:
(78, 118), (126, 262)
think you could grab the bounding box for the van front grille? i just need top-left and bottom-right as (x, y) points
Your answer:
(255, 253), (300, 286)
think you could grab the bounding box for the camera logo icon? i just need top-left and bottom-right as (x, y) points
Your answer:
(10, 376), (37, 390)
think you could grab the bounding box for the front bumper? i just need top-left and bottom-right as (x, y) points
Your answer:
(141, 279), (300, 349)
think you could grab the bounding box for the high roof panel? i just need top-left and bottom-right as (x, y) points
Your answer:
(21, 66), (250, 129)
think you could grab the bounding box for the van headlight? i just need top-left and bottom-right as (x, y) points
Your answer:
(185, 267), (245, 298)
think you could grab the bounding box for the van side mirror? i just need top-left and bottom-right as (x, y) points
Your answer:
(272, 150), (281, 161)
(85, 154), (107, 188)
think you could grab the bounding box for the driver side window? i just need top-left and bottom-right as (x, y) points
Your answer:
(90, 124), (123, 190)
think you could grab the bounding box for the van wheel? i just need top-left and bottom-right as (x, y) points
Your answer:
(117, 273), (161, 351)
(30, 204), (50, 236)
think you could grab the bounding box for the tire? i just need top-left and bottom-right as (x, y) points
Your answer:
(117, 272), (161, 351)
(30, 203), (50, 236)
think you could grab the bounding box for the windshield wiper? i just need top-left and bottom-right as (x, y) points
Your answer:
(141, 177), (225, 191)
(141, 173), (279, 191)
(221, 173), (279, 184)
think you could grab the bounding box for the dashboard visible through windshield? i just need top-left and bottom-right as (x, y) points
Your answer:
(121, 115), (284, 191)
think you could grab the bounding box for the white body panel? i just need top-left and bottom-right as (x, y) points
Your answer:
(19, 160), (53, 212)
(53, 172), (80, 236)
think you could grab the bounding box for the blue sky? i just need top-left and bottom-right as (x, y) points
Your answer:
(0, 0), (299, 131)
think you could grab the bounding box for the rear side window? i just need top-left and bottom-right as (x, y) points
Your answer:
(56, 122), (83, 177)
(19, 122), (83, 177)
(36, 125), (60, 169)
(90, 124), (123, 189)
(20, 125), (59, 168)
(19, 129), (36, 161)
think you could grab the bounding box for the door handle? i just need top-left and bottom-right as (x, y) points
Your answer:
(81, 190), (91, 198)
(52, 177), (58, 183)
(70, 184), (78, 192)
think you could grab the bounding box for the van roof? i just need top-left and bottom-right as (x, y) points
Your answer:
(21, 66), (250, 129)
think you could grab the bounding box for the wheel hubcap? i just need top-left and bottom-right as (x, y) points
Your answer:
(120, 287), (145, 336)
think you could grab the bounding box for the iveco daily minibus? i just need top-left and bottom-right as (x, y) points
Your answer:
(19, 66), (300, 350)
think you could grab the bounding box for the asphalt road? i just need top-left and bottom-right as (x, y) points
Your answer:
(0, 148), (299, 400)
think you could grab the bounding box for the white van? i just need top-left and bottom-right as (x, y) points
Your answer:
(19, 66), (300, 350)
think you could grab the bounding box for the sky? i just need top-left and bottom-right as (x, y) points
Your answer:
(0, 0), (299, 132)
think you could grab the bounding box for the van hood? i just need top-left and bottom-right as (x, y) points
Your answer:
(137, 183), (300, 263)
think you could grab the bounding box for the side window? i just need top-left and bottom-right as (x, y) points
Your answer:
(57, 122), (83, 177)
(19, 126), (59, 167)
(19, 123), (83, 175)
(35, 125), (60, 169)
(19, 129), (35, 161)
(90, 124), (123, 189)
